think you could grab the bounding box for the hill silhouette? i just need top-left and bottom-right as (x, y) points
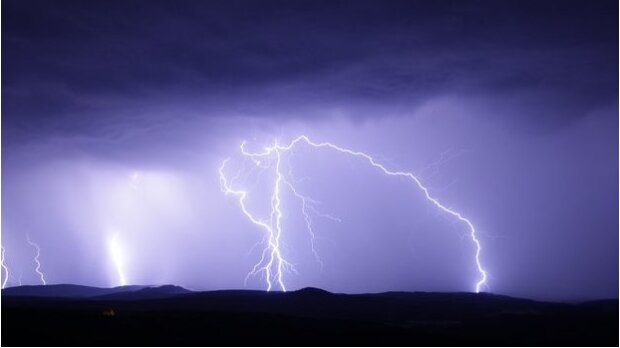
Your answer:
(1, 284), (147, 298)
(2, 285), (617, 346)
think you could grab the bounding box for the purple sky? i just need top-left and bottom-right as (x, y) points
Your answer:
(2, 0), (618, 300)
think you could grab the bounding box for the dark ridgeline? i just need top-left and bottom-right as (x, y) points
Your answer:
(2, 285), (617, 346)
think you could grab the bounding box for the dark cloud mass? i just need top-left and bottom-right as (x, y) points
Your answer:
(3, 0), (617, 137)
(1, 0), (617, 299)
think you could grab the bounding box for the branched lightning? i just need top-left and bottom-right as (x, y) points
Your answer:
(26, 235), (47, 285)
(1, 246), (9, 289)
(283, 179), (341, 270)
(220, 135), (488, 293)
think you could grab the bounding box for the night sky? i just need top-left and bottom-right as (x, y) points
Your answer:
(2, 0), (618, 300)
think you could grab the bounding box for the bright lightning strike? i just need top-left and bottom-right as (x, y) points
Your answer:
(219, 146), (295, 291)
(1, 246), (9, 289)
(108, 233), (128, 286)
(220, 135), (488, 293)
(26, 235), (47, 285)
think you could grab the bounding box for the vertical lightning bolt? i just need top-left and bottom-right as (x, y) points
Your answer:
(26, 235), (47, 285)
(108, 233), (128, 286)
(219, 144), (294, 291)
(1, 246), (9, 289)
(267, 146), (287, 291)
(220, 135), (488, 293)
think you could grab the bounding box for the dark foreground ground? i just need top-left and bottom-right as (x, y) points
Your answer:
(2, 285), (618, 346)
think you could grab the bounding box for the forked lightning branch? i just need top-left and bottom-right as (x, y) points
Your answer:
(219, 135), (488, 293)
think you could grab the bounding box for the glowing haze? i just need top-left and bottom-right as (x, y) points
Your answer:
(2, 0), (617, 300)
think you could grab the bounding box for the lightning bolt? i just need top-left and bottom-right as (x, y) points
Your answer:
(108, 233), (128, 286)
(220, 135), (488, 293)
(26, 235), (47, 285)
(1, 246), (9, 289)
(219, 145), (294, 291)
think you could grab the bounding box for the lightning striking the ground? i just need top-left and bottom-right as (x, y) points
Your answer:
(220, 135), (488, 293)
(1, 246), (9, 289)
(108, 232), (128, 286)
(26, 235), (47, 285)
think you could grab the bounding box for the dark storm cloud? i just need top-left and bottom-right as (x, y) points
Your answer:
(3, 0), (618, 142)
